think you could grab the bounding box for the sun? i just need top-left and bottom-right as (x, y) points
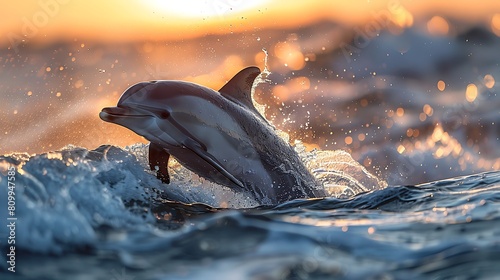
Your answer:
(145, 0), (267, 18)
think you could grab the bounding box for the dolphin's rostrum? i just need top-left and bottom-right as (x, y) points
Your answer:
(99, 66), (325, 204)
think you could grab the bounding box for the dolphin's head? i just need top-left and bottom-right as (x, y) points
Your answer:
(99, 81), (175, 143)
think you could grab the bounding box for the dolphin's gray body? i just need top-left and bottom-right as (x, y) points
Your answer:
(99, 66), (325, 204)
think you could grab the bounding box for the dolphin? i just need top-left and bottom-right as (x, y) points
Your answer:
(99, 66), (325, 204)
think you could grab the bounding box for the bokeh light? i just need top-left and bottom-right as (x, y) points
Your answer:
(465, 84), (478, 102)
(427, 16), (449, 36)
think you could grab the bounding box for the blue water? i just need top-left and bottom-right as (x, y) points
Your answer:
(1, 144), (499, 279)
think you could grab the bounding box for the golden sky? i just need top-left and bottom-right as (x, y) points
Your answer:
(2, 0), (500, 47)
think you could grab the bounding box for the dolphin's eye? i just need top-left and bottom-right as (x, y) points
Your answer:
(160, 111), (170, 119)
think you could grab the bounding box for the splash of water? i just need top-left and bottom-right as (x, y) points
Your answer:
(248, 49), (386, 199)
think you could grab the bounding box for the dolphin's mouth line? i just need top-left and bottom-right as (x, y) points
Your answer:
(103, 104), (170, 118)
(102, 112), (151, 118)
(100, 106), (152, 118)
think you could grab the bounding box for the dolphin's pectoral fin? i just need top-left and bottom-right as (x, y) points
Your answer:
(183, 138), (246, 190)
(219, 66), (266, 120)
(149, 142), (170, 183)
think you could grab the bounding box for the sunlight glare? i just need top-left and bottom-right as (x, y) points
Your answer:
(146, 0), (268, 18)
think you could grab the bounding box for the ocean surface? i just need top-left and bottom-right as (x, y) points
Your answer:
(1, 13), (500, 280)
(0, 144), (499, 279)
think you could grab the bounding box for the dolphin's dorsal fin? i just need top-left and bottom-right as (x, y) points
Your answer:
(219, 66), (262, 116)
